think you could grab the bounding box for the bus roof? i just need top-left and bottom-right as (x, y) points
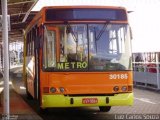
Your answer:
(41, 5), (127, 10)
(25, 6), (127, 32)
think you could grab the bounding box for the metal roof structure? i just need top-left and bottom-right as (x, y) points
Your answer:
(0, 0), (38, 42)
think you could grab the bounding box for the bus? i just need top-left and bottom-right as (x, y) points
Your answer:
(23, 6), (133, 112)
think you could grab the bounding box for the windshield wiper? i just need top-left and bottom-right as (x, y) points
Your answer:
(93, 22), (110, 53)
(66, 23), (78, 43)
(95, 21), (110, 41)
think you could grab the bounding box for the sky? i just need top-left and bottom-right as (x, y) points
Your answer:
(32, 0), (160, 53)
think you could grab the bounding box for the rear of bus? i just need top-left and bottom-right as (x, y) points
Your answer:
(32, 6), (134, 112)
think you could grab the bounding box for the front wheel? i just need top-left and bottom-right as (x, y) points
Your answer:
(26, 89), (33, 100)
(38, 107), (48, 114)
(99, 106), (111, 112)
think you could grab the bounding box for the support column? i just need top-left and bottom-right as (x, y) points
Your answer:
(1, 0), (10, 119)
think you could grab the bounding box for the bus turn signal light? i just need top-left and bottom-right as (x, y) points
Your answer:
(43, 87), (49, 93)
(128, 85), (133, 91)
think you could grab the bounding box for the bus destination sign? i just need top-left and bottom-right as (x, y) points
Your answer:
(57, 62), (88, 70)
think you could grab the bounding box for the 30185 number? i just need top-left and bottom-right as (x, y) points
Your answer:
(109, 74), (128, 80)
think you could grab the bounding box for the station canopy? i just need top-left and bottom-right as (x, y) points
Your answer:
(0, 0), (38, 42)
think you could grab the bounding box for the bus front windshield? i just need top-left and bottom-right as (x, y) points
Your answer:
(43, 24), (132, 71)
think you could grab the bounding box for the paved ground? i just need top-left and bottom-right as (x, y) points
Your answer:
(0, 89), (42, 120)
(0, 66), (160, 120)
(0, 67), (43, 120)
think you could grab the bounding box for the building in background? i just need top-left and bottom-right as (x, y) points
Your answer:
(9, 42), (23, 65)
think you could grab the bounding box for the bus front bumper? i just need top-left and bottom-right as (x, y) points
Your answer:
(41, 93), (133, 108)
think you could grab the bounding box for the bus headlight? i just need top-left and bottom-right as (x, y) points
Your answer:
(59, 87), (65, 93)
(50, 87), (57, 93)
(113, 86), (119, 92)
(121, 86), (127, 92)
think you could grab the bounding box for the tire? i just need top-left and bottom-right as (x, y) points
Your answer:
(26, 90), (33, 100)
(38, 106), (48, 114)
(99, 106), (111, 112)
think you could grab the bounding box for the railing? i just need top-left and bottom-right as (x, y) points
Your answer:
(133, 52), (160, 90)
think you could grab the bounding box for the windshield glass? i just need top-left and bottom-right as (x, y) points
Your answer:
(43, 24), (132, 71)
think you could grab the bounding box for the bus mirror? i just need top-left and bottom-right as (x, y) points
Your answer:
(35, 36), (40, 49)
(130, 26), (133, 40)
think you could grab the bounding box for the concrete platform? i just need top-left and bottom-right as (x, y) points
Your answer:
(0, 65), (42, 120)
(0, 89), (42, 120)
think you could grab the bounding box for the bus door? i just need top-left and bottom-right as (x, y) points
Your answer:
(40, 26), (59, 97)
(34, 27), (42, 100)
(26, 30), (35, 98)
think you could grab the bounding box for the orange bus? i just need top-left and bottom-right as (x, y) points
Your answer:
(23, 6), (133, 112)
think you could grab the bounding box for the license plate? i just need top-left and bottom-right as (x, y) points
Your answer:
(82, 98), (98, 104)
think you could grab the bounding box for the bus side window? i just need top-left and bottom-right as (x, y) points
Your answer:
(26, 34), (29, 56)
(29, 32), (32, 56)
(27, 32), (31, 56)
(31, 29), (35, 56)
(35, 27), (40, 49)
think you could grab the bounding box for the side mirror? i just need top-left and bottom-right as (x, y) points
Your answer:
(35, 36), (40, 49)
(129, 26), (133, 40)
